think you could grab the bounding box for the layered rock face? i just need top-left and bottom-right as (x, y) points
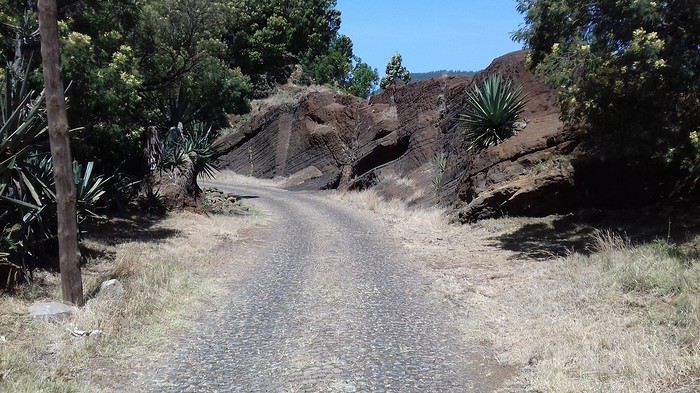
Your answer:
(218, 77), (471, 194)
(438, 50), (582, 221)
(221, 50), (653, 220)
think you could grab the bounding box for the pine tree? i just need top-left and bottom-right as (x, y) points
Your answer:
(380, 53), (411, 90)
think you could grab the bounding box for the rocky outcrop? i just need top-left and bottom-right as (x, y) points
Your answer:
(221, 50), (663, 220)
(218, 78), (471, 194)
(438, 50), (583, 221)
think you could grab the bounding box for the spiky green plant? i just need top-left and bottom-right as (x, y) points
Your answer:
(432, 153), (448, 189)
(182, 123), (223, 179)
(161, 122), (223, 195)
(0, 60), (109, 286)
(459, 74), (528, 152)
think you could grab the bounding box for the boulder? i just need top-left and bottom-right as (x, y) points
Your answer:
(29, 302), (75, 322)
(98, 279), (125, 298)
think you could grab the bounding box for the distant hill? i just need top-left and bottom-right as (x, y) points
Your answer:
(411, 70), (477, 82)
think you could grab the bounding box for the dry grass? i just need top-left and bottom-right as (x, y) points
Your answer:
(211, 170), (283, 188)
(0, 211), (262, 392)
(332, 187), (700, 392)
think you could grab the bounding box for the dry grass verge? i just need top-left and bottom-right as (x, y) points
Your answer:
(212, 170), (283, 188)
(0, 210), (263, 392)
(332, 188), (700, 392)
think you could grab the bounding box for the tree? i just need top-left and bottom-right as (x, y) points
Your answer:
(37, 0), (83, 305)
(513, 0), (700, 186)
(223, 0), (342, 93)
(136, 0), (251, 129)
(301, 34), (353, 86)
(345, 59), (378, 99)
(380, 53), (411, 90)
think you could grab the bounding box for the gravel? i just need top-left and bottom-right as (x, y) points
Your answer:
(150, 183), (486, 392)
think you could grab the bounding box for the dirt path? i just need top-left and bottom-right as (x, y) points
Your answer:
(148, 182), (493, 392)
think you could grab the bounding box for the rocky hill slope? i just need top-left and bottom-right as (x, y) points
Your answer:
(218, 50), (665, 220)
(218, 73), (471, 194)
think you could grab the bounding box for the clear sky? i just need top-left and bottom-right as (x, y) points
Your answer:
(336, 0), (524, 73)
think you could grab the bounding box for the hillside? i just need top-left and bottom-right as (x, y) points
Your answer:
(411, 70), (477, 82)
(218, 50), (575, 219)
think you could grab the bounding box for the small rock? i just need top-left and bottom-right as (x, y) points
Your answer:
(514, 120), (528, 131)
(69, 328), (89, 337)
(98, 279), (125, 298)
(89, 330), (104, 340)
(29, 302), (75, 322)
(0, 336), (6, 344)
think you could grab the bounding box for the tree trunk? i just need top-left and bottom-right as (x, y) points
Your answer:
(37, 0), (83, 306)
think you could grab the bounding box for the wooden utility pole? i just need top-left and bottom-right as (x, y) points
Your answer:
(37, 0), (84, 306)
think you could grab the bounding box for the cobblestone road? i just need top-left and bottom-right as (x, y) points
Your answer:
(150, 183), (487, 392)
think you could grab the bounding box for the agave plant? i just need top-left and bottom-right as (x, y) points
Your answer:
(160, 122), (223, 195)
(0, 60), (109, 286)
(459, 74), (528, 152)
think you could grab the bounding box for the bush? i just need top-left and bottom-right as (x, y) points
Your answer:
(459, 74), (527, 152)
(514, 0), (700, 191)
(380, 53), (411, 90)
(160, 123), (223, 196)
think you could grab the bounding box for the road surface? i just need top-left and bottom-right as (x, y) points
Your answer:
(150, 181), (488, 392)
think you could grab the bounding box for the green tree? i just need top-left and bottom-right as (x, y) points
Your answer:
(380, 53), (411, 90)
(301, 34), (353, 86)
(137, 0), (251, 128)
(222, 0), (342, 93)
(345, 59), (378, 99)
(514, 0), (700, 185)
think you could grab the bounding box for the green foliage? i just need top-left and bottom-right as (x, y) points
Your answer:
(302, 35), (353, 86)
(380, 53), (411, 90)
(0, 62), (109, 286)
(514, 0), (700, 188)
(345, 59), (379, 99)
(161, 123), (223, 182)
(432, 153), (447, 189)
(224, 0), (341, 75)
(301, 34), (378, 99)
(0, 62), (47, 182)
(58, 2), (145, 177)
(136, 0), (251, 127)
(459, 74), (528, 152)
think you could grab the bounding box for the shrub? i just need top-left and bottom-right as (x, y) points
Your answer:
(459, 74), (527, 152)
(0, 62), (109, 286)
(514, 0), (700, 191)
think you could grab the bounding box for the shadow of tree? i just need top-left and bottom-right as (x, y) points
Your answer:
(491, 216), (596, 259)
(83, 216), (181, 246)
(491, 205), (700, 260)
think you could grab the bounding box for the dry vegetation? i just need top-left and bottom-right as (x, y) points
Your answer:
(212, 170), (283, 188)
(0, 210), (263, 392)
(332, 188), (700, 392)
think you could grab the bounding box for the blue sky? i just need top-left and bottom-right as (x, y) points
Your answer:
(336, 0), (524, 73)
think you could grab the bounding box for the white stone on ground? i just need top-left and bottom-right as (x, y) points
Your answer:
(29, 302), (75, 321)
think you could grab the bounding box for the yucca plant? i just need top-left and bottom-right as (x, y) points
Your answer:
(160, 122), (223, 195)
(185, 122), (223, 180)
(459, 74), (528, 152)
